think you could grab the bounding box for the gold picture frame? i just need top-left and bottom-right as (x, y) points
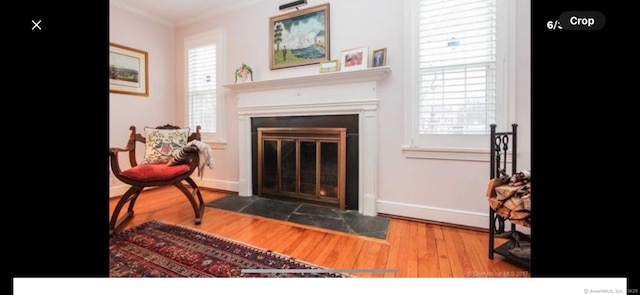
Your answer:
(109, 43), (149, 96)
(269, 3), (330, 70)
(372, 48), (387, 67)
(319, 60), (339, 73)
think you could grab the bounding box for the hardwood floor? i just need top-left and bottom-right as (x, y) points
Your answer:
(109, 185), (530, 278)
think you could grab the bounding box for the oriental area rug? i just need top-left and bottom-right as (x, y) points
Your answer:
(109, 220), (351, 278)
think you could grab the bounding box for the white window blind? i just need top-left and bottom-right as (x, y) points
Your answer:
(188, 44), (217, 133)
(418, 0), (496, 135)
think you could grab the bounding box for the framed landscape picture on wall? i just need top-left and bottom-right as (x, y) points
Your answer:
(109, 43), (149, 96)
(269, 3), (330, 70)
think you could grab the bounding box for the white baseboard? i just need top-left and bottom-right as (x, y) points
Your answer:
(109, 185), (130, 198)
(376, 200), (490, 229)
(376, 200), (531, 234)
(192, 178), (238, 192)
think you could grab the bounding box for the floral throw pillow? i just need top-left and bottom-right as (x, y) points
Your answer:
(142, 127), (190, 164)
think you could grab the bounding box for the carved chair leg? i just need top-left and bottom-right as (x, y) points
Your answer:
(126, 192), (142, 214)
(184, 177), (205, 220)
(174, 180), (204, 225)
(109, 186), (143, 236)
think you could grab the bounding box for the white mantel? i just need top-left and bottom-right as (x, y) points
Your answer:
(224, 66), (391, 216)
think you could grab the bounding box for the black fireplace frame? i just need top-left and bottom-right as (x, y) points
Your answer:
(251, 115), (359, 210)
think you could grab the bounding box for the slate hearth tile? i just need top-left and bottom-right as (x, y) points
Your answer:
(294, 204), (342, 219)
(205, 194), (390, 239)
(288, 213), (350, 233)
(342, 211), (390, 239)
(206, 194), (258, 212)
(240, 198), (301, 220)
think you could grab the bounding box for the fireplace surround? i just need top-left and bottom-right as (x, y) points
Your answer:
(225, 66), (391, 216)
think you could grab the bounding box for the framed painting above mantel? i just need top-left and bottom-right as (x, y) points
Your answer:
(269, 3), (330, 70)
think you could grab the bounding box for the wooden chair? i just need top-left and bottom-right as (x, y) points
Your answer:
(109, 124), (205, 236)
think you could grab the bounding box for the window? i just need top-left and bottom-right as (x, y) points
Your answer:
(404, 0), (514, 155)
(185, 30), (226, 143)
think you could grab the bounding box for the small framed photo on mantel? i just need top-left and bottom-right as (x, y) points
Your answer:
(340, 46), (368, 72)
(319, 60), (339, 73)
(372, 48), (387, 68)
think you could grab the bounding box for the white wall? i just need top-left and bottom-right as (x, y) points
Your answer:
(112, 0), (531, 229)
(109, 4), (176, 196)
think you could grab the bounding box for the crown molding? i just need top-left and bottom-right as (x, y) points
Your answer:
(110, 0), (174, 27)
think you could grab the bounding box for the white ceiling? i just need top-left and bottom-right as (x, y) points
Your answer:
(110, 0), (266, 27)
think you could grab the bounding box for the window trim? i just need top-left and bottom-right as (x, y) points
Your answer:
(402, 0), (516, 159)
(183, 29), (227, 146)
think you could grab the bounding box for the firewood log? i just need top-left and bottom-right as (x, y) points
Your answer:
(496, 206), (511, 218)
(503, 195), (524, 211)
(495, 184), (524, 200)
(510, 181), (526, 187)
(510, 170), (531, 183)
(488, 198), (503, 210)
(517, 183), (531, 194)
(521, 193), (531, 211)
(486, 178), (502, 198)
(510, 210), (530, 220)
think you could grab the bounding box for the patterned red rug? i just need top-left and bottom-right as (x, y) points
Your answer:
(109, 220), (351, 277)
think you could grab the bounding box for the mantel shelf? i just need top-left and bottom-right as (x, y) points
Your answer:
(223, 66), (391, 93)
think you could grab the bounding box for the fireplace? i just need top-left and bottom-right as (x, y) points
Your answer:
(252, 115), (359, 210)
(258, 127), (346, 208)
(225, 66), (391, 216)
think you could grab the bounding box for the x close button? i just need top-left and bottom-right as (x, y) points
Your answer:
(31, 20), (42, 31)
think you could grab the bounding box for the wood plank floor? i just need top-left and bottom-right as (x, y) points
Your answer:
(109, 186), (530, 278)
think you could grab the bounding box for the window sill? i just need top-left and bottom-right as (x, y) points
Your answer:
(401, 146), (491, 162)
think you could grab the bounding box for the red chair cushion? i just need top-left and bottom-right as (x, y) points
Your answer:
(120, 164), (190, 181)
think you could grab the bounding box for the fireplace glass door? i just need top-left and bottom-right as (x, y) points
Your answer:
(258, 128), (346, 209)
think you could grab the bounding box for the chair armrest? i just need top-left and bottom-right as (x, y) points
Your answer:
(109, 147), (124, 174)
(109, 145), (136, 174)
(109, 146), (131, 156)
(188, 152), (200, 174)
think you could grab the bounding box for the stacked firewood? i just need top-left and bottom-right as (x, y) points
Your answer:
(486, 170), (531, 227)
